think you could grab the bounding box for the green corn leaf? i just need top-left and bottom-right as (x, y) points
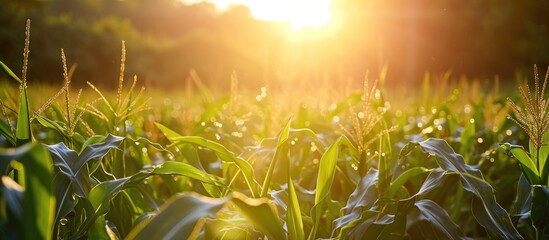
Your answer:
(333, 169), (379, 237)
(398, 141), (419, 158)
(414, 199), (467, 239)
(510, 174), (531, 218)
(310, 136), (357, 239)
(0, 118), (15, 146)
(459, 119), (475, 163)
(261, 119), (291, 197)
(287, 177), (304, 240)
(0, 60), (22, 83)
(419, 138), (523, 240)
(314, 138), (339, 203)
(19, 144), (55, 240)
(232, 192), (286, 240)
(309, 137), (340, 239)
(501, 143), (541, 184)
(377, 134), (391, 194)
(0, 144), (55, 240)
(531, 185), (549, 229)
(385, 167), (430, 198)
(539, 132), (549, 184)
(1, 176), (24, 239)
(16, 82), (31, 146)
(286, 130), (304, 240)
(52, 172), (74, 229)
(126, 193), (228, 240)
(156, 122), (259, 198)
(34, 115), (68, 139)
(89, 161), (225, 218)
(46, 134), (124, 198)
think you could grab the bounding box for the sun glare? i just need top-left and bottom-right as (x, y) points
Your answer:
(184, 0), (333, 30)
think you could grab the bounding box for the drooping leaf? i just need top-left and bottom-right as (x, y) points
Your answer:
(88, 161), (225, 219)
(156, 122), (259, 197)
(385, 167), (429, 198)
(333, 168), (379, 237)
(418, 138), (522, 240)
(232, 192), (286, 240)
(126, 193), (228, 240)
(34, 115), (69, 140)
(415, 199), (467, 239)
(46, 134), (124, 198)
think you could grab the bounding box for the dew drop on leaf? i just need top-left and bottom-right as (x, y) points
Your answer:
(60, 218), (68, 226)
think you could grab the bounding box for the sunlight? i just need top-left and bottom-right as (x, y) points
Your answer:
(183, 0), (333, 30)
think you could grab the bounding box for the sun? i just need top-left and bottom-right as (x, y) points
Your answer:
(183, 0), (333, 30)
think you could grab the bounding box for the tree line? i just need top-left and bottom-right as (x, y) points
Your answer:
(1, 0), (548, 89)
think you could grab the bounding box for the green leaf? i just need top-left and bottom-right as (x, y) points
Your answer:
(126, 193), (228, 240)
(52, 172), (74, 228)
(156, 122), (259, 198)
(531, 185), (549, 228)
(539, 132), (549, 181)
(287, 176), (304, 240)
(419, 138), (522, 240)
(1, 144), (56, 240)
(414, 199), (467, 239)
(377, 134), (391, 194)
(0, 60), (22, 83)
(1, 176), (24, 238)
(385, 167), (429, 198)
(398, 141), (419, 158)
(285, 125), (304, 240)
(510, 174), (531, 218)
(309, 136), (342, 239)
(34, 115), (69, 140)
(15, 82), (31, 146)
(88, 161), (225, 218)
(21, 145), (55, 240)
(501, 143), (540, 184)
(459, 119), (475, 163)
(46, 134), (124, 198)
(315, 136), (355, 204)
(333, 168), (379, 238)
(261, 119), (291, 197)
(0, 118), (15, 146)
(232, 192), (286, 240)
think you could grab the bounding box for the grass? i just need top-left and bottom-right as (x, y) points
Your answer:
(0, 20), (545, 239)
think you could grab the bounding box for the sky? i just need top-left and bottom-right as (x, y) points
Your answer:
(181, 0), (333, 29)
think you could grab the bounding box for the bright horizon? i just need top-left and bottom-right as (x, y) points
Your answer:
(182, 0), (333, 30)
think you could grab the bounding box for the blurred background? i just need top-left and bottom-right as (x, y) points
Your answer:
(1, 0), (549, 89)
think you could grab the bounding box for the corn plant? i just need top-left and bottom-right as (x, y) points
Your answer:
(503, 65), (549, 239)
